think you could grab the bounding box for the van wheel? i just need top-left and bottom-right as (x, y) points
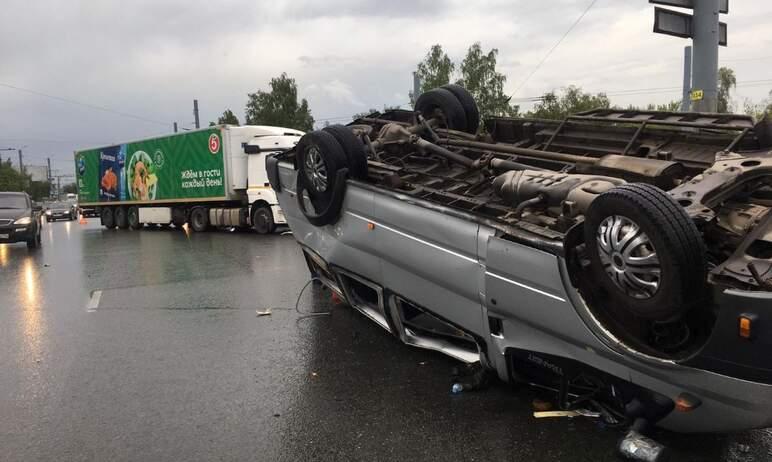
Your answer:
(128, 206), (142, 230)
(101, 207), (116, 229)
(442, 84), (480, 134)
(296, 130), (349, 227)
(322, 125), (368, 180)
(115, 207), (129, 229)
(584, 183), (707, 321)
(252, 205), (276, 235)
(415, 88), (468, 132)
(190, 207), (209, 232)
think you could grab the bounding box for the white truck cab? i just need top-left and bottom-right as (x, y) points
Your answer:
(242, 127), (304, 231)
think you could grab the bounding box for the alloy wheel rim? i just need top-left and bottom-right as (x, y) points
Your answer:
(305, 146), (328, 192)
(596, 215), (661, 299)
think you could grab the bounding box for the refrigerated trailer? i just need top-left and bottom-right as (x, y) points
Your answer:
(75, 125), (303, 233)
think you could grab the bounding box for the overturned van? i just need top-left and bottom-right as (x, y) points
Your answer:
(267, 85), (772, 450)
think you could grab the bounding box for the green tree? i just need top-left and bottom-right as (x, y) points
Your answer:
(645, 100), (681, 112)
(528, 86), (610, 119)
(352, 105), (402, 120)
(717, 67), (736, 113)
(27, 180), (51, 201)
(245, 73), (314, 131)
(0, 159), (25, 192)
(456, 43), (519, 119)
(217, 109), (240, 126)
(416, 44), (455, 95)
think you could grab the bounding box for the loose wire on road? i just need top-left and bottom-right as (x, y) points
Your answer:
(294, 278), (332, 320)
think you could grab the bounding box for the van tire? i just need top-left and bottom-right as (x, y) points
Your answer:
(323, 125), (368, 180)
(442, 84), (480, 134)
(415, 88), (468, 132)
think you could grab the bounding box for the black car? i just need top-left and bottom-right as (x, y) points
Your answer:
(45, 201), (77, 221)
(0, 192), (42, 249)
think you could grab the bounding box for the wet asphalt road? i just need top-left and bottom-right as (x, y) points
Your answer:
(1, 220), (771, 462)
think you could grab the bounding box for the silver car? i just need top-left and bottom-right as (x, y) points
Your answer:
(268, 85), (772, 457)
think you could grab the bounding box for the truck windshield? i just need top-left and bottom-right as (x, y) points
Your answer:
(0, 195), (28, 209)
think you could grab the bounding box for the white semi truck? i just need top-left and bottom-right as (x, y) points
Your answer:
(75, 125), (302, 233)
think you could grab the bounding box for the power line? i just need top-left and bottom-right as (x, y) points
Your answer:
(511, 0), (599, 96)
(0, 82), (172, 127)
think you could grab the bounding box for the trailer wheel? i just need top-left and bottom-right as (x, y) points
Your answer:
(115, 207), (129, 229)
(322, 125), (368, 180)
(442, 84), (480, 134)
(128, 206), (142, 230)
(252, 205), (276, 235)
(172, 208), (186, 228)
(415, 88), (468, 132)
(101, 208), (116, 229)
(190, 207), (209, 232)
(584, 183), (707, 321)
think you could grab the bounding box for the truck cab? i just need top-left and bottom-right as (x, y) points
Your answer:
(240, 126), (303, 233)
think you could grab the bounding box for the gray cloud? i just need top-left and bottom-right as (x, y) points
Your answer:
(1, 0), (770, 176)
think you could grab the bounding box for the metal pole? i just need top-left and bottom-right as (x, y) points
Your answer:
(691, 0), (720, 112)
(682, 45), (693, 112)
(193, 100), (200, 129)
(412, 72), (421, 105)
(18, 149), (23, 174)
(173, 122), (178, 133)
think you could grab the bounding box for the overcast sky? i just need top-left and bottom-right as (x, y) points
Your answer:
(1, 0), (771, 177)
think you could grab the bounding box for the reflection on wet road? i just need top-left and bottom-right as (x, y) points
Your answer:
(0, 220), (770, 461)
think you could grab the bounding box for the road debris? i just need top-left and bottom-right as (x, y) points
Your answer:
(255, 309), (272, 317)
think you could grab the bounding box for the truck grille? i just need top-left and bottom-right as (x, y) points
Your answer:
(0, 219), (12, 226)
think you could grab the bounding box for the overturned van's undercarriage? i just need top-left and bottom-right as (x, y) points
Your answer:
(269, 85), (772, 446)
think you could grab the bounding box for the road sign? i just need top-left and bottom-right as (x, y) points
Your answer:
(653, 7), (727, 46)
(690, 90), (704, 101)
(649, 0), (728, 14)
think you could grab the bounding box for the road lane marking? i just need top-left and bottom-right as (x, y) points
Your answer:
(87, 290), (102, 312)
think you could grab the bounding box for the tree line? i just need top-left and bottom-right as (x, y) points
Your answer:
(209, 44), (770, 133)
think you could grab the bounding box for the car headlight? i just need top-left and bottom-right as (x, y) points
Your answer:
(14, 216), (32, 225)
(45, 210), (52, 215)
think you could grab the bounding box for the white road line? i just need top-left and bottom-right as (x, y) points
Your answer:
(87, 290), (102, 312)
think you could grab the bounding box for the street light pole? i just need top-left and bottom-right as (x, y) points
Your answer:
(691, 0), (720, 112)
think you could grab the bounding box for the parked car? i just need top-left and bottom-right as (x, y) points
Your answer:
(0, 192), (42, 249)
(45, 201), (77, 221)
(269, 85), (772, 457)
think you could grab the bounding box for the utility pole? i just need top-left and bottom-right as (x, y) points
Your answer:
(47, 158), (53, 198)
(651, 0), (727, 113)
(193, 100), (200, 129)
(691, 0), (720, 112)
(173, 122), (178, 133)
(411, 72), (422, 105)
(681, 45), (693, 112)
(18, 148), (23, 175)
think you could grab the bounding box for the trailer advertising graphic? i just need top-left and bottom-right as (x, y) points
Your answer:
(75, 128), (225, 204)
